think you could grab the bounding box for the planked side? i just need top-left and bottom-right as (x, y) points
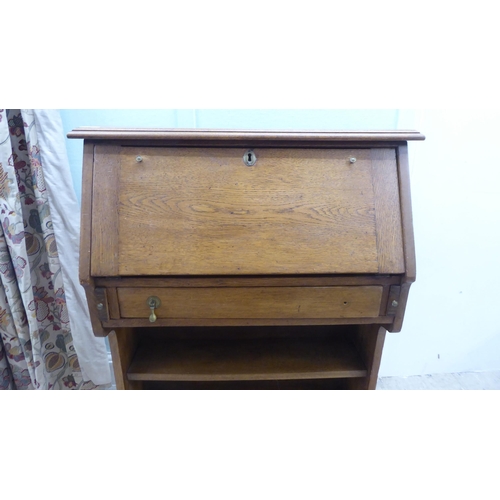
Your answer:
(79, 142), (106, 336)
(370, 148), (405, 274)
(91, 145), (121, 277)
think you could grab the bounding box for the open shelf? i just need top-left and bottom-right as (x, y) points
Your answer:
(140, 379), (350, 390)
(127, 331), (367, 383)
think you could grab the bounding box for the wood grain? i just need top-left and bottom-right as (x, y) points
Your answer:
(397, 145), (417, 283)
(365, 326), (387, 390)
(107, 287), (121, 320)
(117, 286), (383, 320)
(347, 325), (386, 390)
(370, 148), (405, 273)
(78, 141), (106, 336)
(102, 317), (394, 328)
(94, 287), (109, 322)
(390, 282), (411, 333)
(386, 285), (401, 316)
(385, 145), (417, 332)
(114, 140), (416, 150)
(118, 147), (380, 275)
(95, 275), (401, 288)
(379, 285), (391, 316)
(74, 129), (422, 390)
(79, 142), (94, 286)
(68, 128), (426, 143)
(127, 335), (367, 382)
(91, 145), (121, 276)
(108, 328), (142, 390)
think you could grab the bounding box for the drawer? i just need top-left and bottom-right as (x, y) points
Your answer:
(91, 146), (404, 277)
(117, 286), (383, 320)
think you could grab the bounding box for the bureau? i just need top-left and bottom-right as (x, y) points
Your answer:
(68, 128), (424, 389)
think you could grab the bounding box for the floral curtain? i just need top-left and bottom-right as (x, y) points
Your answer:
(0, 109), (110, 389)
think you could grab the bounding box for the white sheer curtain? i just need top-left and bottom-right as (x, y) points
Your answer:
(33, 110), (110, 385)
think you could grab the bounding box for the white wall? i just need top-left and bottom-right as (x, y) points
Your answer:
(60, 109), (500, 377)
(379, 110), (500, 376)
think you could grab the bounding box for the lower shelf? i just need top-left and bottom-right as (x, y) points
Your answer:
(127, 333), (367, 382)
(139, 379), (351, 390)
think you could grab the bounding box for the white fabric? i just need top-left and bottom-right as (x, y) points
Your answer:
(30, 109), (111, 385)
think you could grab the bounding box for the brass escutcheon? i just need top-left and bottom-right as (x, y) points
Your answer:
(243, 150), (257, 166)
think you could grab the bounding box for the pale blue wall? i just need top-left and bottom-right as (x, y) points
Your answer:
(61, 109), (177, 202)
(60, 109), (399, 202)
(192, 109), (399, 130)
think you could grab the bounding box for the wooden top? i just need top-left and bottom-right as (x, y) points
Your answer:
(68, 128), (425, 143)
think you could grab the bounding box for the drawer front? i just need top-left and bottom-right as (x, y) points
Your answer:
(117, 286), (383, 320)
(91, 146), (404, 277)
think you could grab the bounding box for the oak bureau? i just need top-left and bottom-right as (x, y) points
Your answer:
(68, 128), (425, 389)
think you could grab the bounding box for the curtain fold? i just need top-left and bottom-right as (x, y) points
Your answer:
(0, 109), (110, 389)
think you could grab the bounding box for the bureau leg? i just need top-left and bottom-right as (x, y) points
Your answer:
(108, 328), (143, 390)
(347, 325), (386, 390)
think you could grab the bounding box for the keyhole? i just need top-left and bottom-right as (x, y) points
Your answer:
(243, 150), (256, 166)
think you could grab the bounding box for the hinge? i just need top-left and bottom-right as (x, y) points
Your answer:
(386, 285), (401, 316)
(94, 287), (110, 322)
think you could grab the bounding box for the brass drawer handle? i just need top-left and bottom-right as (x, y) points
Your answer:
(147, 296), (161, 323)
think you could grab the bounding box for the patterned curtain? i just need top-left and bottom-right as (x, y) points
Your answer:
(0, 109), (107, 389)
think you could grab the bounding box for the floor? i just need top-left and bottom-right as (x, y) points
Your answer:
(376, 370), (500, 390)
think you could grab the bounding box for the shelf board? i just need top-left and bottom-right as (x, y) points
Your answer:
(127, 336), (367, 382)
(140, 379), (350, 390)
